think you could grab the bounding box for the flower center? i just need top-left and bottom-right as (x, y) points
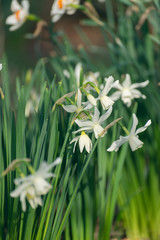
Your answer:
(15, 10), (21, 21)
(94, 123), (103, 133)
(81, 131), (86, 136)
(58, 0), (63, 9)
(26, 192), (35, 200)
(93, 123), (104, 138)
(122, 88), (132, 98)
(76, 107), (82, 114)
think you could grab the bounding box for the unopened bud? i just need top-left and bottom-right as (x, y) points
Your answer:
(87, 94), (97, 106)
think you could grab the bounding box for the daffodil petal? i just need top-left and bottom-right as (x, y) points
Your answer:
(122, 73), (131, 87)
(79, 133), (92, 153)
(99, 106), (112, 124)
(130, 113), (138, 135)
(110, 91), (121, 101)
(107, 135), (129, 152)
(21, 0), (30, 11)
(100, 95), (114, 110)
(129, 136), (144, 151)
(10, 182), (31, 197)
(131, 89), (146, 99)
(77, 89), (82, 108)
(51, 14), (63, 22)
(11, 0), (21, 12)
(6, 14), (19, 25)
(73, 127), (93, 134)
(75, 119), (93, 128)
(130, 80), (149, 89)
(103, 76), (114, 95)
(93, 124), (104, 139)
(62, 105), (77, 113)
(74, 62), (82, 87)
(92, 107), (100, 122)
(9, 22), (23, 31)
(136, 119), (151, 135)
(70, 136), (79, 152)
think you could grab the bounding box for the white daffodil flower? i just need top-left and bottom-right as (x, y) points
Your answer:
(75, 106), (112, 139)
(70, 131), (92, 153)
(110, 74), (149, 107)
(25, 90), (40, 117)
(0, 64), (2, 71)
(84, 72), (100, 85)
(97, 76), (119, 110)
(83, 71), (100, 91)
(10, 157), (61, 211)
(11, 183), (43, 211)
(51, 0), (80, 23)
(107, 113), (151, 152)
(62, 89), (91, 114)
(6, 0), (29, 31)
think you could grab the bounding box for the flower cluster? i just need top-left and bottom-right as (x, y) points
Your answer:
(66, 66), (121, 152)
(10, 158), (61, 211)
(6, 0), (103, 32)
(6, 0), (81, 31)
(60, 64), (151, 153)
(61, 67), (116, 153)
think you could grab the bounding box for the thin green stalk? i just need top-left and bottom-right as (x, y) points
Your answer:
(102, 143), (128, 240)
(101, 104), (137, 240)
(55, 139), (98, 240)
(105, 0), (115, 29)
(39, 115), (73, 239)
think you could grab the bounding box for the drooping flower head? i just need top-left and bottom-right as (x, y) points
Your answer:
(97, 76), (119, 110)
(110, 74), (149, 107)
(107, 113), (151, 152)
(75, 106), (112, 139)
(51, 0), (80, 23)
(70, 131), (92, 153)
(6, 0), (29, 31)
(10, 158), (61, 211)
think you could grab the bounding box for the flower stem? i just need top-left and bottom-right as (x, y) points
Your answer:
(27, 14), (41, 22)
(55, 138), (98, 240)
(118, 121), (130, 135)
